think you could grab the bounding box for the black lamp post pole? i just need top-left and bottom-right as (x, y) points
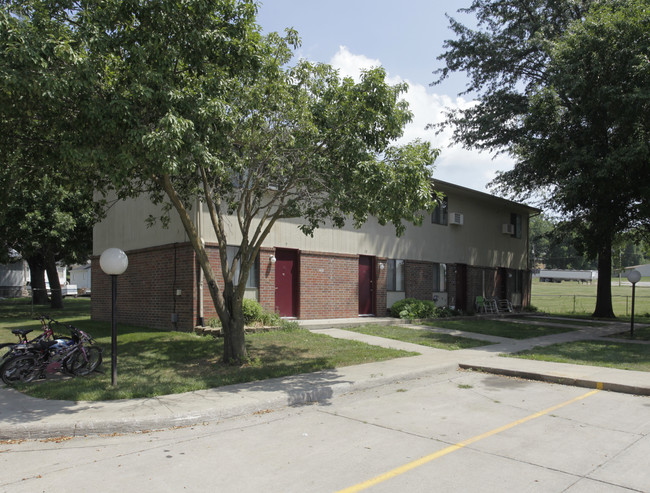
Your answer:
(111, 274), (118, 386)
(630, 280), (637, 339)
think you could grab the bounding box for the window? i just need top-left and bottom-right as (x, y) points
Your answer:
(386, 259), (405, 291)
(433, 263), (447, 292)
(226, 246), (259, 288)
(510, 213), (522, 239)
(431, 196), (448, 225)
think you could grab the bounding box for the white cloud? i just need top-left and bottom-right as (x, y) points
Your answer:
(329, 47), (515, 193)
(329, 46), (381, 81)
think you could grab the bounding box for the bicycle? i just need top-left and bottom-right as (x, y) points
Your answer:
(0, 315), (55, 367)
(1, 318), (102, 385)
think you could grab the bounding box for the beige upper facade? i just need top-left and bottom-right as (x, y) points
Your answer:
(94, 180), (538, 270)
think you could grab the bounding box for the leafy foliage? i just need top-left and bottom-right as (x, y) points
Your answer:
(0, 1), (106, 307)
(79, 3), (439, 362)
(390, 298), (457, 319)
(435, 0), (650, 317)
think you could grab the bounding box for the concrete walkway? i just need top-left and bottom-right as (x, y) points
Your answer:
(1, 316), (648, 440)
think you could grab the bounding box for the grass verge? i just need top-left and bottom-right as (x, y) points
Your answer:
(507, 340), (650, 372)
(607, 325), (650, 341)
(422, 319), (578, 339)
(0, 299), (416, 401)
(342, 324), (494, 350)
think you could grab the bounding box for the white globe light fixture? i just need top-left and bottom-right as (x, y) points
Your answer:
(627, 269), (641, 284)
(100, 248), (128, 386)
(100, 248), (129, 276)
(626, 269), (641, 338)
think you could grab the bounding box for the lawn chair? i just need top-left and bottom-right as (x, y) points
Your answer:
(497, 299), (514, 312)
(475, 296), (497, 313)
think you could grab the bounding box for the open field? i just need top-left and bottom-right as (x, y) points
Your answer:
(531, 279), (650, 317)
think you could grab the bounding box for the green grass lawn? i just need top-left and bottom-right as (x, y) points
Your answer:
(531, 279), (650, 317)
(0, 298), (416, 401)
(423, 319), (578, 339)
(606, 324), (650, 341)
(342, 324), (495, 350)
(508, 340), (650, 372)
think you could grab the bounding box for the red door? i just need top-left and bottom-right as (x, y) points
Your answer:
(275, 249), (298, 317)
(359, 255), (375, 315)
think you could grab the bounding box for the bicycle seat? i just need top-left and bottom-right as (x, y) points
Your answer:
(12, 328), (33, 337)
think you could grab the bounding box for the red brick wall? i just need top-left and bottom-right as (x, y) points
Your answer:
(405, 260), (434, 300)
(197, 245), (277, 323)
(91, 243), (197, 331)
(92, 241), (534, 329)
(298, 251), (359, 319)
(258, 247), (276, 314)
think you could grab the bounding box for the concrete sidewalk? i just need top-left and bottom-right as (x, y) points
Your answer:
(1, 317), (648, 440)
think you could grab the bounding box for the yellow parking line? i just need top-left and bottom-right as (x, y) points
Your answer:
(335, 389), (600, 493)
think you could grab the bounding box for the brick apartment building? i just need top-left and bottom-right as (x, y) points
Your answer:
(91, 180), (539, 331)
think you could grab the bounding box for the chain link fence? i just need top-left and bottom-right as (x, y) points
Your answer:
(532, 294), (650, 317)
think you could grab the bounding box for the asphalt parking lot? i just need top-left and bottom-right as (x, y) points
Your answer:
(2, 368), (648, 493)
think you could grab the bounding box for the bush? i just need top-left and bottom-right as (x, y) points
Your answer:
(206, 300), (282, 328)
(260, 310), (281, 327)
(390, 298), (436, 319)
(242, 298), (264, 324)
(390, 298), (458, 319)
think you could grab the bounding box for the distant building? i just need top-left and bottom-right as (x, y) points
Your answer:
(0, 260), (29, 298)
(623, 264), (650, 278)
(70, 263), (92, 295)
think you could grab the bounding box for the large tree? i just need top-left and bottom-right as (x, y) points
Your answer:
(74, 1), (438, 363)
(435, 0), (650, 317)
(0, 1), (104, 307)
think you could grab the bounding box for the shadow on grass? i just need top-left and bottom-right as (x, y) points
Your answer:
(4, 329), (407, 404)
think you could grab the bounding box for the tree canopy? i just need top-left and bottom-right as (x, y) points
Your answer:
(435, 0), (650, 317)
(0, 1), (104, 307)
(42, 0), (438, 363)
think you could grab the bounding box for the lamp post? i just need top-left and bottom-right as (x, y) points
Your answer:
(99, 248), (128, 386)
(626, 269), (641, 339)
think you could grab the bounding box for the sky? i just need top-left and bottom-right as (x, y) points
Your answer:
(256, 0), (516, 194)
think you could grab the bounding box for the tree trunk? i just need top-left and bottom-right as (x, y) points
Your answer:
(45, 251), (64, 309)
(221, 315), (248, 364)
(219, 288), (248, 364)
(593, 240), (615, 318)
(27, 255), (49, 305)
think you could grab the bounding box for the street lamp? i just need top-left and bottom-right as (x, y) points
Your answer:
(100, 248), (128, 386)
(627, 269), (641, 338)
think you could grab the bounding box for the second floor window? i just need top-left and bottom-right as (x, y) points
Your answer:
(432, 196), (448, 225)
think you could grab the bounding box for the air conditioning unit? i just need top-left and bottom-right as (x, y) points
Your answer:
(449, 212), (464, 226)
(502, 223), (515, 235)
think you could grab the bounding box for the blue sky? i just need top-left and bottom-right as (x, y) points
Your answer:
(257, 1), (515, 193)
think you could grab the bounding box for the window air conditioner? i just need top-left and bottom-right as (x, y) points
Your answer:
(449, 212), (464, 225)
(502, 223), (515, 235)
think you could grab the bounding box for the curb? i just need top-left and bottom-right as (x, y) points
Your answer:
(0, 358), (458, 440)
(459, 363), (650, 396)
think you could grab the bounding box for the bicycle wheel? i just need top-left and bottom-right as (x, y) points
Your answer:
(67, 346), (102, 376)
(0, 343), (15, 366)
(1, 354), (40, 385)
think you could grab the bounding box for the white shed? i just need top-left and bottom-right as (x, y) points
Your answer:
(70, 263), (92, 294)
(624, 264), (650, 278)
